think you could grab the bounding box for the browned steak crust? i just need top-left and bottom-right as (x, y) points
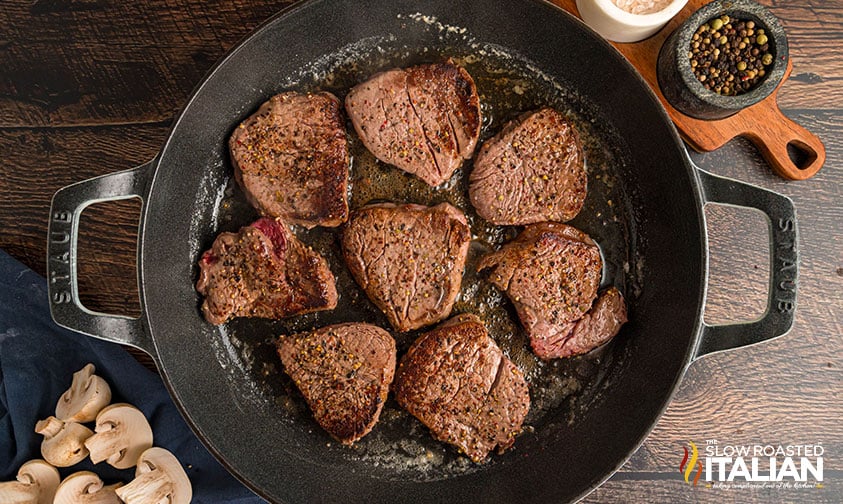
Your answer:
(469, 108), (586, 225)
(195, 217), (338, 324)
(277, 323), (396, 445)
(478, 223), (626, 359)
(345, 61), (481, 186)
(540, 287), (627, 359)
(229, 91), (349, 228)
(393, 314), (530, 462)
(341, 202), (471, 332)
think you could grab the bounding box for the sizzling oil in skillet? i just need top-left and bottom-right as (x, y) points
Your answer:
(211, 30), (640, 478)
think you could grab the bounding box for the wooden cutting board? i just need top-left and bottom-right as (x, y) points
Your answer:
(552, 0), (825, 180)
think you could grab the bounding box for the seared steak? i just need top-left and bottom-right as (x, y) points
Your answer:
(469, 108), (586, 225)
(345, 61), (481, 186)
(478, 223), (626, 359)
(196, 217), (338, 324)
(393, 314), (530, 462)
(341, 203), (471, 331)
(277, 323), (396, 445)
(532, 287), (627, 359)
(229, 92), (349, 228)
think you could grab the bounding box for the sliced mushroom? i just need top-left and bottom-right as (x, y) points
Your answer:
(55, 363), (112, 423)
(84, 403), (153, 469)
(53, 472), (122, 504)
(114, 447), (192, 504)
(34, 416), (93, 467)
(0, 459), (60, 504)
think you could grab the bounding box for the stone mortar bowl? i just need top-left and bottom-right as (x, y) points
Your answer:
(657, 0), (788, 120)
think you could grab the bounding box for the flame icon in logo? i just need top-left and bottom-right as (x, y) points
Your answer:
(679, 441), (703, 486)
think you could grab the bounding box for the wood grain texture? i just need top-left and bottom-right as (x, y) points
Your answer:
(76, 198), (142, 317)
(774, 1), (843, 110)
(702, 204), (769, 325)
(0, 0), (840, 502)
(585, 478), (843, 503)
(0, 0), (290, 127)
(0, 125), (165, 276)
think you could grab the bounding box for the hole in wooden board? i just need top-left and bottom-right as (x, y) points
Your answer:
(76, 198), (142, 318)
(703, 203), (770, 325)
(787, 140), (818, 170)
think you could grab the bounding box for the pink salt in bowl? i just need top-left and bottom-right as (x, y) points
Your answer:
(576, 0), (689, 42)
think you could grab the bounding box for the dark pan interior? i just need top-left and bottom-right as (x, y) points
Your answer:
(141, 0), (705, 502)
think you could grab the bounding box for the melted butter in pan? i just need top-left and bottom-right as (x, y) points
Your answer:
(217, 42), (636, 477)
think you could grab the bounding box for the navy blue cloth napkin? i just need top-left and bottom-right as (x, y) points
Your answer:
(0, 249), (265, 503)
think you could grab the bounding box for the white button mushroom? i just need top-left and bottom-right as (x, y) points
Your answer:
(34, 416), (93, 467)
(114, 447), (192, 504)
(55, 363), (112, 423)
(84, 403), (154, 470)
(53, 472), (122, 504)
(0, 459), (60, 504)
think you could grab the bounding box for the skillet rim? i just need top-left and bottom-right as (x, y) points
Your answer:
(139, 0), (708, 502)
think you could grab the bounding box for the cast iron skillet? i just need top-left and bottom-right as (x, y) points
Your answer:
(46, 0), (798, 502)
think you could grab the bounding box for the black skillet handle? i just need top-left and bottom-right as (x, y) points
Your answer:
(694, 169), (798, 359)
(47, 161), (157, 357)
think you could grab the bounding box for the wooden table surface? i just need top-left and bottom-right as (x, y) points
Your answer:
(1, 1), (840, 502)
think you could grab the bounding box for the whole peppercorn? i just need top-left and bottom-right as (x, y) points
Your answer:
(688, 15), (776, 96)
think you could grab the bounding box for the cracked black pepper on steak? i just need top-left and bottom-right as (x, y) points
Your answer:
(688, 15), (775, 96)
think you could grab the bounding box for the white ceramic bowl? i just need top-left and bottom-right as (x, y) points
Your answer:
(576, 0), (689, 43)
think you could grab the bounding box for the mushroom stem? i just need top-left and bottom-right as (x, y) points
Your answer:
(0, 459), (60, 504)
(34, 417), (63, 438)
(114, 471), (172, 503)
(0, 484), (34, 504)
(84, 403), (153, 469)
(114, 448), (191, 504)
(35, 416), (93, 467)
